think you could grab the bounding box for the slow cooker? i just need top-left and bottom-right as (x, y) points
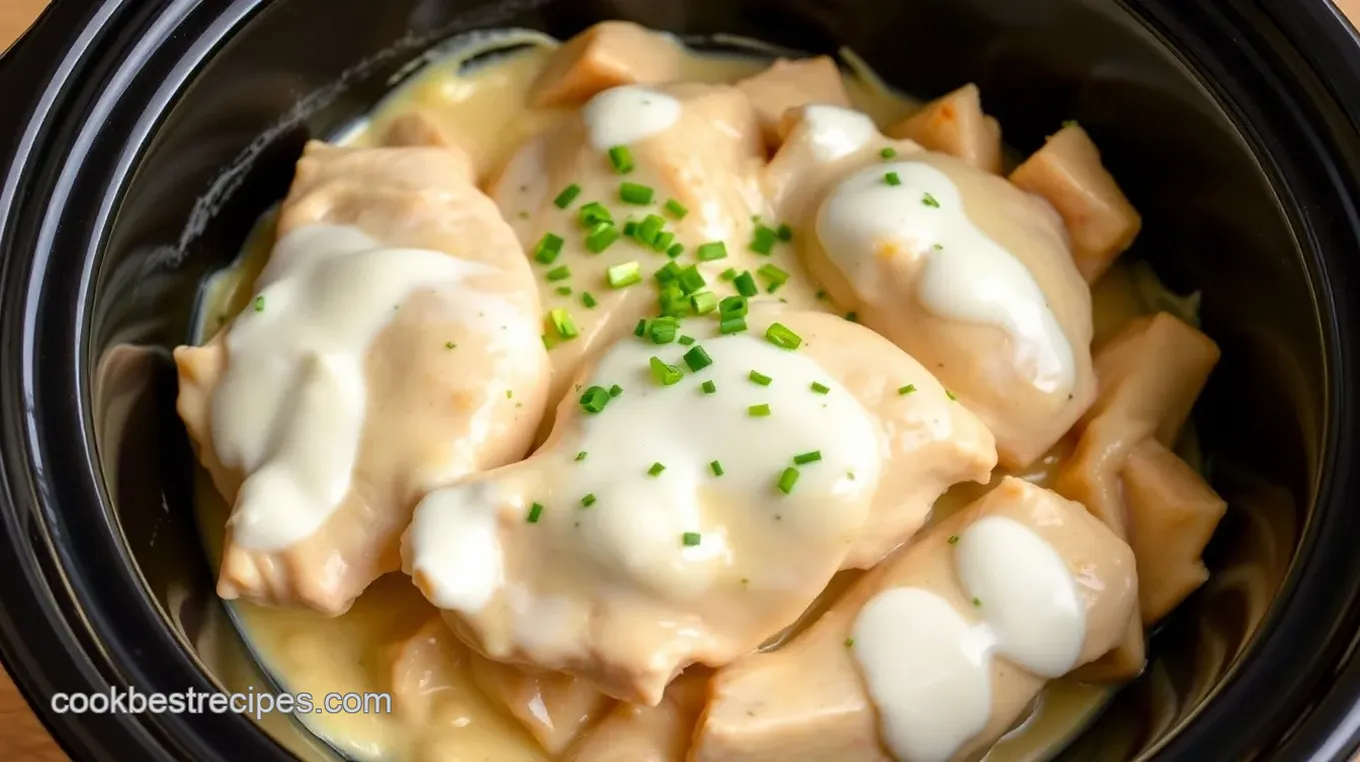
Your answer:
(1, 0), (1359, 759)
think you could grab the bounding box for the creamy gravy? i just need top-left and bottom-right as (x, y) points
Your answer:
(191, 30), (1190, 762)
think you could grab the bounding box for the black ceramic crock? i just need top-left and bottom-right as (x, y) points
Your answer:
(1, 0), (1359, 760)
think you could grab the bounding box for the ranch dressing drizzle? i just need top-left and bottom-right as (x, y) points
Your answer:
(212, 223), (513, 551)
(582, 85), (683, 149)
(800, 104), (878, 162)
(850, 516), (1085, 762)
(816, 161), (1076, 396)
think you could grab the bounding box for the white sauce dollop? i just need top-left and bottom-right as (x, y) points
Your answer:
(816, 161), (1076, 396)
(582, 85), (682, 149)
(212, 223), (517, 551)
(406, 331), (884, 613)
(850, 516), (1085, 762)
(800, 104), (878, 162)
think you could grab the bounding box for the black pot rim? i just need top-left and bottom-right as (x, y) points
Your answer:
(1, 1), (1359, 760)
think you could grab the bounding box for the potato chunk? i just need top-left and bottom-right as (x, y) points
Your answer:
(736, 57), (852, 149)
(887, 84), (1002, 174)
(530, 22), (681, 108)
(1010, 123), (1142, 283)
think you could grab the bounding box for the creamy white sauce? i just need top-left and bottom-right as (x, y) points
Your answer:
(405, 330), (883, 614)
(850, 515), (1085, 762)
(213, 223), (509, 551)
(582, 85), (682, 149)
(954, 516), (1085, 677)
(800, 104), (877, 162)
(816, 160), (1076, 396)
(404, 481), (506, 612)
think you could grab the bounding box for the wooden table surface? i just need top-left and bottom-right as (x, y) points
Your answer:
(4, 0), (1360, 760)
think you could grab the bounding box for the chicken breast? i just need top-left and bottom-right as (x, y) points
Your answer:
(736, 56), (852, 150)
(886, 84), (1003, 174)
(402, 307), (996, 705)
(530, 22), (682, 108)
(768, 106), (1097, 469)
(175, 141), (550, 614)
(567, 670), (710, 762)
(468, 655), (612, 755)
(691, 477), (1138, 762)
(490, 81), (828, 417)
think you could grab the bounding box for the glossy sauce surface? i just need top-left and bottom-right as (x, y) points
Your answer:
(192, 30), (1185, 762)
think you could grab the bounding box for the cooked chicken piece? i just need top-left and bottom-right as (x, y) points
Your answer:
(388, 616), (469, 724)
(531, 22), (682, 108)
(1010, 123), (1142, 283)
(175, 141), (550, 614)
(768, 106), (1096, 469)
(691, 477), (1137, 762)
(736, 57), (852, 149)
(886, 84), (1003, 174)
(567, 670), (710, 762)
(490, 82), (827, 414)
(469, 655), (612, 755)
(403, 307), (996, 705)
(1055, 311), (1221, 680)
(1122, 438), (1227, 624)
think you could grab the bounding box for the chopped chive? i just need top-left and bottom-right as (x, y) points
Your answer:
(756, 263), (789, 292)
(579, 385), (610, 413)
(720, 267), (738, 281)
(678, 334), (696, 345)
(253, 295), (265, 312)
(556, 286), (573, 296)
(880, 146), (897, 159)
(608, 145), (634, 174)
(720, 316), (748, 334)
(506, 389), (513, 399)
(649, 356), (684, 386)
(884, 171), (902, 186)
(634, 318), (649, 337)
(845, 637), (856, 647)
(652, 231), (675, 253)
(947, 535), (960, 545)
(776, 467), (800, 494)
(719, 295), (748, 317)
(648, 462), (667, 476)
(607, 261), (642, 288)
(549, 308), (580, 339)
(581, 493), (597, 508)
(579, 201), (612, 227)
(682, 531), (702, 547)
(445, 341), (456, 349)
(810, 381), (831, 395)
(749, 224), (778, 255)
(667, 242), (685, 258)
(691, 291), (718, 315)
(815, 289), (828, 300)
(526, 502), (544, 523)
(946, 390), (958, 401)
(696, 241), (728, 262)
(623, 220), (638, 237)
(845, 311), (859, 323)
(609, 384), (624, 397)
(575, 451), (588, 462)
(676, 265), (706, 295)
(793, 450), (822, 465)
(898, 384), (917, 395)
(933, 243), (944, 250)
(765, 322), (802, 350)
(533, 232), (564, 264)
(922, 192), (940, 208)
(748, 403), (771, 417)
(620, 182), (655, 205)
(710, 460), (724, 476)
(638, 214), (665, 244)
(658, 284), (689, 317)
(683, 346), (713, 372)
(582, 291), (598, 308)
(585, 223), (622, 253)
(973, 597), (982, 607)
(665, 199), (689, 219)
(546, 265), (572, 281)
(654, 261), (682, 284)
(777, 223), (793, 241)
(733, 271), (758, 297)
(701, 380), (717, 394)
(553, 184), (582, 208)
(649, 317), (678, 344)
(748, 370), (772, 386)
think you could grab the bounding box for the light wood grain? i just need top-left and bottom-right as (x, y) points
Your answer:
(1, 1), (1360, 760)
